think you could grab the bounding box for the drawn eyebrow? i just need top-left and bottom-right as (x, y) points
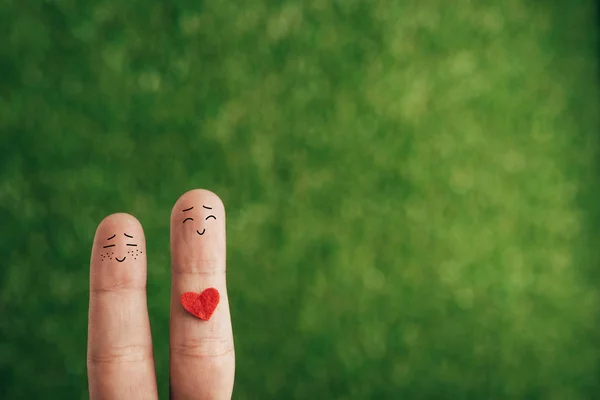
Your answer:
(205, 215), (216, 220)
(126, 244), (137, 247)
(124, 233), (133, 238)
(183, 206), (194, 212)
(183, 217), (194, 223)
(202, 205), (212, 210)
(103, 244), (115, 248)
(107, 234), (116, 240)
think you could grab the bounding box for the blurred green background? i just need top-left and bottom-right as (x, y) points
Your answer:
(1, 0), (600, 398)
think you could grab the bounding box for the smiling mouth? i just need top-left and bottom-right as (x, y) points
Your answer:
(116, 256), (126, 262)
(196, 229), (205, 236)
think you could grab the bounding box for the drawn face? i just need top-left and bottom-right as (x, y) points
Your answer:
(99, 233), (142, 263)
(182, 205), (217, 236)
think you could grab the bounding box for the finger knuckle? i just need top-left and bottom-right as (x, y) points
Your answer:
(87, 344), (153, 365)
(173, 258), (225, 276)
(171, 337), (234, 360)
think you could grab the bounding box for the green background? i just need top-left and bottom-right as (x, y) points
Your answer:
(1, 0), (599, 398)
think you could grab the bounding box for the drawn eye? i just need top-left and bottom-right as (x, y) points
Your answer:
(205, 215), (216, 221)
(183, 217), (194, 224)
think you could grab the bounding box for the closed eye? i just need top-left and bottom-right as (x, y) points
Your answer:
(205, 215), (216, 220)
(183, 217), (194, 224)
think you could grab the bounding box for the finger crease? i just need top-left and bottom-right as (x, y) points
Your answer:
(171, 338), (234, 359)
(171, 269), (226, 277)
(87, 344), (153, 365)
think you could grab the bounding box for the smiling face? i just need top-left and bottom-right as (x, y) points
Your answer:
(181, 205), (217, 236)
(99, 233), (143, 263)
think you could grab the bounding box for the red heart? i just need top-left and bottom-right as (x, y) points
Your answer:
(181, 288), (220, 320)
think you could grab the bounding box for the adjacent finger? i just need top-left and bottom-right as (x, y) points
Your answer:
(87, 213), (158, 400)
(170, 189), (235, 400)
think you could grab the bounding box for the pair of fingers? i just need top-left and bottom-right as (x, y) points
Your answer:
(87, 189), (235, 399)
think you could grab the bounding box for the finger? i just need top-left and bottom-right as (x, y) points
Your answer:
(87, 213), (158, 400)
(170, 189), (235, 400)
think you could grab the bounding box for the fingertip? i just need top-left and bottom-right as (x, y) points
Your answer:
(94, 213), (143, 240)
(171, 189), (225, 223)
(91, 213), (147, 289)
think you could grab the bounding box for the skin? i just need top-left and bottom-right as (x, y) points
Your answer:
(87, 189), (235, 400)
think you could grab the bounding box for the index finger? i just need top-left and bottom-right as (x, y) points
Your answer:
(169, 189), (235, 399)
(87, 213), (158, 399)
